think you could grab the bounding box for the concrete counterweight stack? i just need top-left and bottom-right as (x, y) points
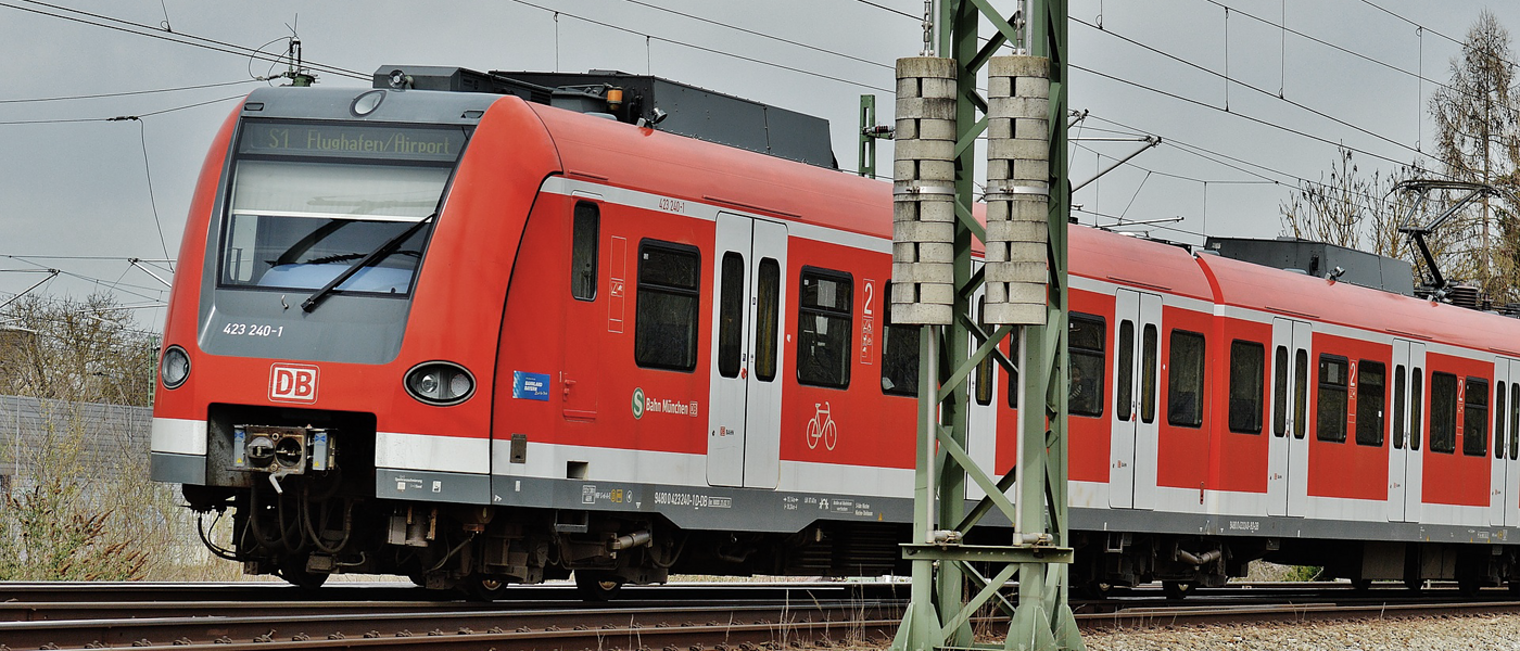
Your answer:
(892, 57), (958, 326)
(985, 55), (1050, 326)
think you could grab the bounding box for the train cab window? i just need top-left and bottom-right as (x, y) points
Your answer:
(634, 240), (700, 371)
(1393, 365), (1407, 449)
(1116, 320), (1135, 421)
(1464, 377), (1489, 457)
(1510, 382), (1520, 460)
(1429, 372), (1457, 453)
(717, 252), (745, 378)
(571, 202), (599, 300)
(797, 267), (853, 388)
(1006, 332), (1022, 409)
(1069, 313), (1106, 417)
(1356, 361), (1386, 446)
(1498, 382), (1508, 460)
(1141, 324), (1158, 423)
(1229, 340), (1265, 434)
(1316, 355), (1349, 443)
(974, 297), (994, 406)
(1411, 369), (1424, 450)
(1273, 346), (1289, 437)
(1167, 330), (1205, 427)
(755, 258), (780, 382)
(1293, 350), (1309, 439)
(881, 281), (919, 397)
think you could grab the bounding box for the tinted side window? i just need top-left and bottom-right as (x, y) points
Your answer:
(1167, 330), (1205, 427)
(797, 267), (852, 388)
(1293, 349), (1309, 439)
(1356, 361), (1385, 446)
(881, 281), (919, 397)
(717, 252), (745, 379)
(1316, 355), (1349, 443)
(1229, 340), (1264, 434)
(1069, 313), (1106, 417)
(1430, 372), (1457, 453)
(1465, 377), (1489, 457)
(1273, 346), (1289, 437)
(755, 258), (780, 382)
(1393, 365), (1406, 449)
(1116, 320), (1135, 422)
(1411, 369), (1423, 450)
(1006, 332), (1022, 409)
(634, 241), (700, 371)
(1141, 324), (1158, 423)
(975, 297), (993, 406)
(571, 202), (599, 300)
(1498, 381), (1508, 460)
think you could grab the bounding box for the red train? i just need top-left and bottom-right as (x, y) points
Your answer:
(153, 67), (1520, 597)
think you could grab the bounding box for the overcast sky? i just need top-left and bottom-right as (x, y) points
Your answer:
(0, 0), (1511, 331)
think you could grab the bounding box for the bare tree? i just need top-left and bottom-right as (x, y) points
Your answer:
(1430, 9), (1520, 300)
(1280, 146), (1428, 263)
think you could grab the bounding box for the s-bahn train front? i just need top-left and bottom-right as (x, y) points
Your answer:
(150, 84), (558, 589)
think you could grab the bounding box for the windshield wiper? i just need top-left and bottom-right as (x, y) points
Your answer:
(300, 212), (436, 313)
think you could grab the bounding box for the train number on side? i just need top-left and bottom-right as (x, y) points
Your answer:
(223, 322), (284, 337)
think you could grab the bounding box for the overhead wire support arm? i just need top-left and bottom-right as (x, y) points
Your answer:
(1071, 135), (1159, 193)
(0, 268), (60, 312)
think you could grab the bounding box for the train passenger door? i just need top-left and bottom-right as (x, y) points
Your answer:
(1267, 318), (1311, 517)
(1110, 289), (1162, 510)
(1388, 341), (1424, 523)
(967, 274), (999, 501)
(562, 198), (603, 421)
(1491, 359), (1520, 526)
(707, 212), (787, 489)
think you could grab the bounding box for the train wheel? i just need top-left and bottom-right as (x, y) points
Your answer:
(278, 556), (330, 590)
(1457, 575), (1482, 597)
(1403, 577), (1424, 593)
(1161, 581), (1193, 600)
(575, 571), (625, 601)
(1509, 579), (1520, 595)
(464, 575), (509, 601)
(1351, 579), (1372, 593)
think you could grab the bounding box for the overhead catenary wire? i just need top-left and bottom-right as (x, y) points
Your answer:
(615, 0), (894, 71)
(0, 0), (369, 81)
(0, 79), (259, 105)
(0, 94), (245, 126)
(506, 0), (894, 93)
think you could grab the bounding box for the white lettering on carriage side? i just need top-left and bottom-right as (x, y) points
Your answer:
(653, 491), (733, 509)
(1228, 520), (1259, 532)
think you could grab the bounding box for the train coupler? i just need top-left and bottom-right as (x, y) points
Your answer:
(231, 425), (337, 493)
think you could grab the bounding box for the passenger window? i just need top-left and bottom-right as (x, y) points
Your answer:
(1006, 332), (1022, 409)
(570, 202), (599, 300)
(1141, 324), (1158, 423)
(1316, 355), (1349, 442)
(1498, 382), (1508, 460)
(881, 281), (919, 396)
(1116, 320), (1135, 422)
(1429, 372), (1457, 453)
(1229, 340), (1264, 434)
(634, 240), (700, 371)
(1393, 365), (1406, 449)
(717, 252), (745, 379)
(1293, 350), (1309, 439)
(974, 297), (993, 406)
(1411, 369), (1423, 450)
(1511, 382), (1519, 460)
(1356, 361), (1386, 446)
(797, 267), (852, 388)
(1069, 313), (1106, 417)
(1465, 377), (1489, 457)
(1167, 330), (1205, 427)
(1273, 346), (1289, 437)
(754, 258), (780, 382)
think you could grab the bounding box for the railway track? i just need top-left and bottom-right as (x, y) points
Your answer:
(3, 581), (1519, 650)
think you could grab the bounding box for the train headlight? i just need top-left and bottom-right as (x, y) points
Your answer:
(404, 361), (475, 406)
(160, 345), (190, 389)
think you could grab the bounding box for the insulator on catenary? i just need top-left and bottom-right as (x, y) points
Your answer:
(984, 55), (1051, 326)
(892, 56), (957, 325)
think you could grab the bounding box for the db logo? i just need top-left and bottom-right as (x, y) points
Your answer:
(269, 364), (319, 403)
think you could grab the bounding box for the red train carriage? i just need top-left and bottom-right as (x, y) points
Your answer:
(152, 67), (1520, 597)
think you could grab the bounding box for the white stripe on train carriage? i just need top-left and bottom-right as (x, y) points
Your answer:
(151, 417), (208, 456)
(1068, 273), (1215, 315)
(375, 430), (490, 474)
(539, 176), (893, 255)
(489, 439), (914, 497)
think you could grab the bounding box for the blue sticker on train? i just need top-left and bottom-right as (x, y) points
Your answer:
(513, 371), (551, 401)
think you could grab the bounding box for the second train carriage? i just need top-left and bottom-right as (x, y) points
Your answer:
(151, 67), (1520, 596)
